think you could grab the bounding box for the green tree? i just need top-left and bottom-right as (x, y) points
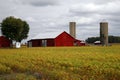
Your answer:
(1, 16), (29, 48)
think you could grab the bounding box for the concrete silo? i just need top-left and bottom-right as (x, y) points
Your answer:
(69, 22), (76, 38)
(100, 22), (108, 46)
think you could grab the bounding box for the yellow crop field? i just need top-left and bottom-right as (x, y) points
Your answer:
(0, 45), (120, 80)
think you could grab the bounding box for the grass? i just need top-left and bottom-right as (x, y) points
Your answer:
(0, 45), (120, 80)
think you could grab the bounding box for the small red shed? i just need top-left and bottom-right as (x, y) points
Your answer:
(0, 36), (11, 48)
(28, 31), (85, 47)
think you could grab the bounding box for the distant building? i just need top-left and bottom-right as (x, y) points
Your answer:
(94, 41), (101, 45)
(27, 31), (85, 47)
(0, 36), (11, 48)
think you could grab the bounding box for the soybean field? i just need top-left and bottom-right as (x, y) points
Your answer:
(0, 45), (120, 80)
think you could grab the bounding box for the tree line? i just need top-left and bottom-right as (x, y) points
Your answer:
(86, 36), (120, 43)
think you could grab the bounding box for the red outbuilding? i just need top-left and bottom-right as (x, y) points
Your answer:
(0, 36), (11, 48)
(28, 31), (85, 47)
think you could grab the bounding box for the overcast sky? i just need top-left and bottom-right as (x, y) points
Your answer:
(0, 0), (120, 42)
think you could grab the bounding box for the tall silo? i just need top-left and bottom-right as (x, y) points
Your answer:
(69, 22), (76, 38)
(100, 22), (108, 46)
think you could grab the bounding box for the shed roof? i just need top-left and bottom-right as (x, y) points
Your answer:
(94, 41), (101, 43)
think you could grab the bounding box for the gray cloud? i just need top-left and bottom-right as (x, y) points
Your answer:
(30, 0), (58, 6)
(77, 0), (119, 4)
(15, 0), (58, 6)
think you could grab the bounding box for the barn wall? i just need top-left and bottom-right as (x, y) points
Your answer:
(0, 36), (11, 48)
(28, 39), (54, 47)
(30, 39), (42, 47)
(55, 32), (75, 46)
(46, 39), (54, 46)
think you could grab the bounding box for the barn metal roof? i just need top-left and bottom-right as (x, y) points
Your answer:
(31, 31), (68, 39)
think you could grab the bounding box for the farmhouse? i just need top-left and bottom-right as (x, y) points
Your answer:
(0, 36), (11, 48)
(28, 31), (85, 47)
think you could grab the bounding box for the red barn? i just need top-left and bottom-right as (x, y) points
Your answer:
(28, 31), (85, 47)
(0, 36), (11, 48)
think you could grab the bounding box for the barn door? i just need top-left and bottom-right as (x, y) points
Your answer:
(28, 42), (32, 47)
(42, 40), (47, 47)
